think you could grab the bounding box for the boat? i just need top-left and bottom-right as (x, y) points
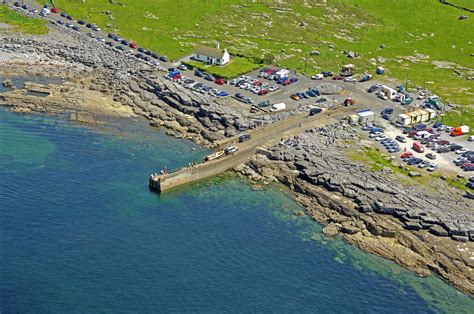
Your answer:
(205, 150), (225, 161)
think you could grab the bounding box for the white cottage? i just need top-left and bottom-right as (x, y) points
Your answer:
(194, 43), (230, 66)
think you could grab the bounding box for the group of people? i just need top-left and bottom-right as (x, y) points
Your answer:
(160, 167), (169, 175)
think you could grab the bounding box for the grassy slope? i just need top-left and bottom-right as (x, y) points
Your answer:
(45, 1), (472, 106)
(0, 5), (48, 34)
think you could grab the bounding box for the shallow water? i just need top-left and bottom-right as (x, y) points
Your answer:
(0, 109), (472, 312)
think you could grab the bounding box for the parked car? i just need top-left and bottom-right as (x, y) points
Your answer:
(309, 108), (323, 115)
(195, 70), (205, 77)
(426, 153), (437, 160)
(367, 84), (381, 93)
(413, 142), (425, 153)
(215, 79), (225, 85)
(205, 75), (215, 81)
(369, 132), (383, 138)
(401, 152), (413, 159)
(418, 160), (431, 168)
(129, 42), (138, 49)
(427, 163), (438, 172)
(321, 71), (334, 77)
(468, 136), (474, 142)
(56, 19), (65, 25)
(315, 97), (327, 104)
(343, 77), (357, 83)
(437, 146), (451, 153)
(395, 135), (407, 143)
(177, 64), (187, 71)
(239, 134), (251, 142)
(311, 74), (324, 80)
(225, 146), (238, 155)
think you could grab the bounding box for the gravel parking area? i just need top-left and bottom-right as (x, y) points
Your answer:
(371, 121), (474, 176)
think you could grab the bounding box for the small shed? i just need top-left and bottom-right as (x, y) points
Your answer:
(397, 113), (411, 126)
(357, 110), (375, 124)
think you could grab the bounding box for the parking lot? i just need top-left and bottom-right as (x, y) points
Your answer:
(364, 121), (474, 176)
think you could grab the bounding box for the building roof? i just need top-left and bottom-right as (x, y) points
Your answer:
(357, 110), (374, 117)
(195, 46), (226, 59)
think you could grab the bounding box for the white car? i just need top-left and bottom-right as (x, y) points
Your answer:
(427, 163), (438, 172)
(378, 92), (388, 100)
(312, 74), (324, 80)
(369, 132), (383, 138)
(375, 135), (388, 141)
(468, 135), (474, 142)
(344, 77), (357, 82)
(269, 85), (279, 92)
(417, 91), (427, 100)
(225, 146), (238, 154)
(456, 148), (468, 154)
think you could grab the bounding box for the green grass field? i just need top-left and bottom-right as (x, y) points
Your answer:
(0, 5), (48, 34)
(45, 1), (473, 105)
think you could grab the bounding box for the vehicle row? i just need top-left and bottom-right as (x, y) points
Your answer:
(290, 89), (321, 101)
(166, 71), (231, 98)
(230, 75), (280, 96)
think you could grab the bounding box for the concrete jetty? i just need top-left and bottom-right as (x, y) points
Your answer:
(149, 109), (350, 192)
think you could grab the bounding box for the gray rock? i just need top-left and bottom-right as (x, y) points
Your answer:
(323, 222), (339, 237)
(340, 223), (360, 235)
(429, 225), (449, 237)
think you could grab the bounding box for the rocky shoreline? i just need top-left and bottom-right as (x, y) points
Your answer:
(235, 123), (474, 295)
(1, 21), (473, 295)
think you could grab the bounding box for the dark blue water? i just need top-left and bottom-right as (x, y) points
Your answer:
(1, 109), (472, 312)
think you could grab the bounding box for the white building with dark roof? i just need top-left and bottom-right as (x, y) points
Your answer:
(193, 43), (230, 66)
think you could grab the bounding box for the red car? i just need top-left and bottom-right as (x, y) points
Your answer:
(407, 130), (417, 138)
(413, 142), (425, 153)
(51, 8), (60, 13)
(215, 79), (225, 85)
(401, 152), (413, 159)
(282, 80), (291, 86)
(258, 89), (269, 96)
(129, 42), (138, 49)
(332, 75), (344, 80)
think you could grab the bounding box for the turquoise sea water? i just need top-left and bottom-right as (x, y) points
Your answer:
(0, 109), (473, 312)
